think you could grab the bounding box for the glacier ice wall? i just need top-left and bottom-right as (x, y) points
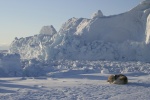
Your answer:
(9, 0), (150, 62)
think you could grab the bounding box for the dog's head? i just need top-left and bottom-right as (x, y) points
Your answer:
(107, 75), (115, 83)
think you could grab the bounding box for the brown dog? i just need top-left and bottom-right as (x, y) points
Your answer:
(107, 74), (128, 84)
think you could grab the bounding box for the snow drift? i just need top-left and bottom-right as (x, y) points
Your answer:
(9, 0), (150, 62)
(0, 53), (22, 77)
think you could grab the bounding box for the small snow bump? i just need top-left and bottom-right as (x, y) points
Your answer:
(101, 68), (109, 74)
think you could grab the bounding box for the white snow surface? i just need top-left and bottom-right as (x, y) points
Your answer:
(9, 0), (150, 62)
(0, 71), (150, 100)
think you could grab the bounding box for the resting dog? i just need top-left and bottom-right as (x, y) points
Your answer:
(107, 74), (128, 84)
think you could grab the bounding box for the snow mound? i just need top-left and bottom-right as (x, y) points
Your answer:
(0, 53), (22, 77)
(101, 67), (109, 74)
(9, 1), (150, 61)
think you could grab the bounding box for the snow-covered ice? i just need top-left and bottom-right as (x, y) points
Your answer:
(0, 0), (150, 100)
(0, 53), (22, 77)
(9, 0), (150, 62)
(0, 60), (150, 100)
(0, 72), (150, 100)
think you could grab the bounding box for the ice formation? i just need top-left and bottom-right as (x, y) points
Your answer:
(91, 10), (103, 19)
(9, 0), (150, 62)
(40, 25), (57, 35)
(0, 53), (22, 76)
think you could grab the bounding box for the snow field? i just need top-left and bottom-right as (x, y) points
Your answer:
(0, 73), (149, 100)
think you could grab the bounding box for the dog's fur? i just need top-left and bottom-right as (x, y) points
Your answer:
(107, 74), (128, 84)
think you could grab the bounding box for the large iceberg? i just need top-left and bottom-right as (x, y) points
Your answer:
(9, 0), (150, 62)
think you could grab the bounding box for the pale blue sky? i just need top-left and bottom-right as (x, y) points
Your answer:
(0, 0), (142, 45)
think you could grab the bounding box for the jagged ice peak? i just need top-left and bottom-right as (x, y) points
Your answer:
(39, 25), (57, 35)
(91, 10), (103, 19)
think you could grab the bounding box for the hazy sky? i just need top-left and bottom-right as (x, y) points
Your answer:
(0, 0), (142, 45)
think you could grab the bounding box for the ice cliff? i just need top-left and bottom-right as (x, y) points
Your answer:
(9, 0), (150, 62)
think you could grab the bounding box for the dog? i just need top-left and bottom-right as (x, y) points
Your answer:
(107, 74), (128, 84)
